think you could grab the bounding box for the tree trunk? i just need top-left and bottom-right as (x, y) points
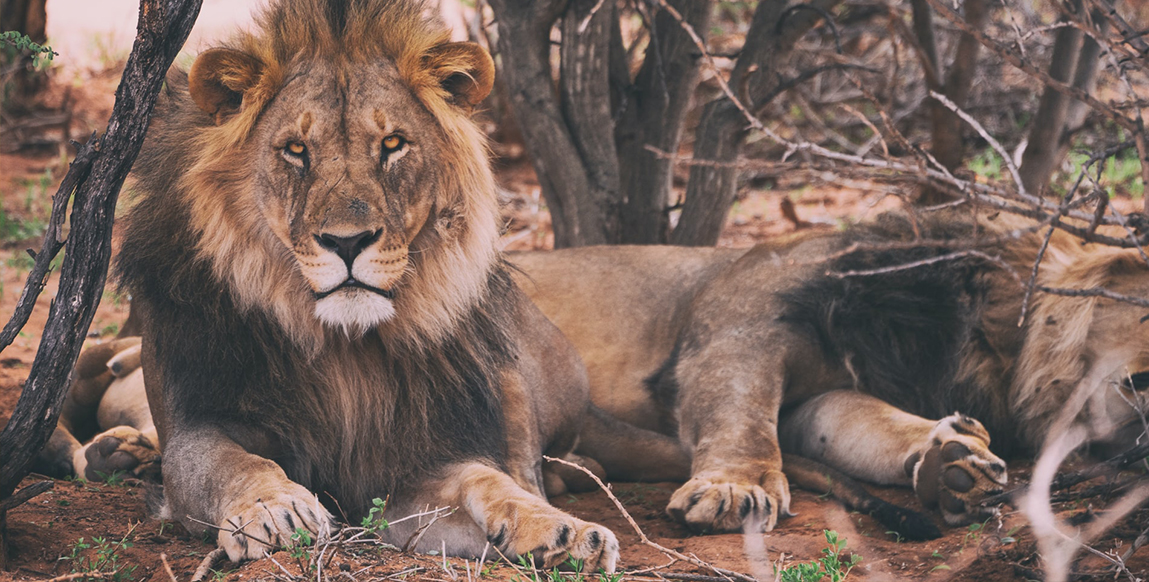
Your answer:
(0, 0), (203, 564)
(614, 0), (711, 244)
(1053, 1), (1110, 183)
(0, 0), (46, 41)
(1019, 0), (1085, 196)
(559, 0), (622, 243)
(489, 0), (616, 247)
(672, 0), (843, 246)
(917, 0), (989, 205)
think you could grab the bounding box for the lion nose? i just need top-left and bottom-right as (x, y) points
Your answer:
(315, 230), (381, 269)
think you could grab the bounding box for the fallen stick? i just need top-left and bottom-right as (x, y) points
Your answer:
(190, 548), (226, 582)
(543, 455), (757, 582)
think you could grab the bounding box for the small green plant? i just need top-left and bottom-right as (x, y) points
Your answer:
(0, 31), (56, 67)
(95, 469), (127, 487)
(287, 527), (313, 559)
(24, 167), (52, 212)
(286, 527), (315, 575)
(59, 524), (139, 582)
(544, 557), (586, 582)
(507, 553), (617, 582)
(510, 553), (539, 582)
(775, 530), (862, 582)
(0, 207), (46, 244)
(599, 570), (624, 582)
(884, 529), (903, 543)
(955, 517), (993, 554)
(5, 252), (34, 273)
(999, 524), (1022, 545)
(968, 149), (1004, 181)
(361, 497), (390, 533)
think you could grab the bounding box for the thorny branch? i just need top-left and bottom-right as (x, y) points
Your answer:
(652, 0), (1149, 317)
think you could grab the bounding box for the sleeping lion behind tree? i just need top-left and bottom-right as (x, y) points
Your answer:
(37, 0), (625, 570)
(513, 211), (1149, 534)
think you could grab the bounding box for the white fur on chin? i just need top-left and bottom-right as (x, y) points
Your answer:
(314, 289), (396, 336)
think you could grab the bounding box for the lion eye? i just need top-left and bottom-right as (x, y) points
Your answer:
(282, 141), (309, 170)
(382, 134), (405, 153)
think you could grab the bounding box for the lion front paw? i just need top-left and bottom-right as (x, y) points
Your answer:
(911, 413), (1008, 526)
(666, 468), (791, 533)
(218, 482), (335, 562)
(491, 510), (618, 573)
(73, 426), (161, 483)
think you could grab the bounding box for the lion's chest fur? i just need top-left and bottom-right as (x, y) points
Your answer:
(246, 317), (513, 519)
(130, 245), (513, 519)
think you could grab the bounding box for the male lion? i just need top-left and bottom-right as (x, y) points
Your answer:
(45, 0), (620, 569)
(511, 212), (1149, 534)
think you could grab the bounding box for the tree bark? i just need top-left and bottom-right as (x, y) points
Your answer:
(489, 0), (617, 247)
(0, 0), (46, 42)
(672, 0), (843, 246)
(560, 0), (622, 243)
(918, 0), (990, 205)
(0, 0), (203, 562)
(614, 0), (711, 244)
(1019, 0), (1085, 196)
(1051, 1), (1110, 188)
(909, 0), (940, 84)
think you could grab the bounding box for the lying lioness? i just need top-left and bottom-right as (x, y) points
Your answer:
(512, 211), (1149, 533)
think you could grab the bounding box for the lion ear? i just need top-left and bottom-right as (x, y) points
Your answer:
(188, 48), (265, 124)
(423, 42), (494, 107)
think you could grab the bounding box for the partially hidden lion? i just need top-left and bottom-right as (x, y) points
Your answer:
(38, 0), (622, 569)
(512, 211), (1149, 535)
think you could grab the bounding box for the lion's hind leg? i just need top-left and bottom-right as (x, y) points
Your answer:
(74, 341), (162, 483)
(782, 454), (941, 541)
(33, 337), (147, 479)
(779, 390), (1008, 527)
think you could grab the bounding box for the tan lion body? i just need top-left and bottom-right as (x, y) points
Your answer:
(512, 214), (1149, 533)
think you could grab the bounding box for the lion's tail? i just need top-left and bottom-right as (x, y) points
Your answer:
(576, 406), (691, 482)
(782, 454), (941, 541)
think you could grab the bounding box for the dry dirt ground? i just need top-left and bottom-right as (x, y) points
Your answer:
(3, 53), (1149, 582)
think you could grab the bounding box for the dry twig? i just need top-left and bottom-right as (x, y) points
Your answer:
(543, 455), (757, 582)
(190, 548), (227, 582)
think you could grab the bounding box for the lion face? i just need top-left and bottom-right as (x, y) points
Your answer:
(184, 38), (496, 338)
(248, 62), (444, 330)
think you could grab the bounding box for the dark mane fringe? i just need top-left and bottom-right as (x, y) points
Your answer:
(645, 212), (1030, 455)
(777, 213), (1024, 451)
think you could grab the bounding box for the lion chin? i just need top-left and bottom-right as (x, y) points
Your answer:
(314, 288), (396, 335)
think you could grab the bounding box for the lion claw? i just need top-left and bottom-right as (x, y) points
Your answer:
(218, 483), (335, 562)
(666, 469), (791, 533)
